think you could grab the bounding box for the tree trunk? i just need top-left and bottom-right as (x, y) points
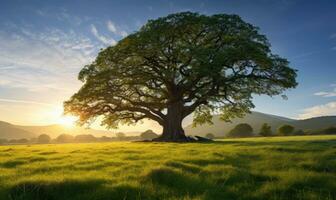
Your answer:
(154, 101), (189, 142)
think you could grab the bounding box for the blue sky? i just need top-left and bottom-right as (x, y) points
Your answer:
(0, 0), (336, 131)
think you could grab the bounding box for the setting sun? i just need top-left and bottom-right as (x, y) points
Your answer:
(57, 115), (77, 127)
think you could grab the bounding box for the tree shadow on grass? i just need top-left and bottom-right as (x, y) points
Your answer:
(9, 179), (146, 200)
(9, 179), (105, 200)
(143, 166), (274, 200)
(212, 139), (336, 154)
(1, 160), (26, 168)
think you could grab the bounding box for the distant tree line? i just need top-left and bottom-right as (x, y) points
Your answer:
(0, 130), (160, 145)
(1, 124), (336, 145)
(224, 123), (336, 138)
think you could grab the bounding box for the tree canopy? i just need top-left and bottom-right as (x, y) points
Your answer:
(140, 130), (159, 140)
(259, 123), (272, 137)
(227, 123), (254, 138)
(64, 12), (297, 141)
(277, 125), (295, 136)
(37, 134), (51, 144)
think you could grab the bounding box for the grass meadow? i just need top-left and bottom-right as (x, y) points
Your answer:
(0, 135), (335, 200)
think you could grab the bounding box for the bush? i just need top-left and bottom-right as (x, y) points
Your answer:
(259, 123), (272, 137)
(74, 134), (97, 143)
(140, 130), (158, 140)
(277, 125), (295, 136)
(116, 132), (126, 140)
(205, 133), (215, 139)
(227, 123), (254, 138)
(37, 134), (51, 143)
(55, 134), (74, 143)
(99, 136), (113, 142)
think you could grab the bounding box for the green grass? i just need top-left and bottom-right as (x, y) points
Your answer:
(0, 135), (335, 200)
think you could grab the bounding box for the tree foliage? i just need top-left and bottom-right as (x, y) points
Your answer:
(56, 134), (74, 143)
(259, 123), (272, 137)
(74, 134), (97, 143)
(116, 132), (126, 139)
(277, 125), (295, 136)
(64, 12), (297, 141)
(37, 134), (51, 143)
(140, 130), (159, 140)
(228, 123), (254, 138)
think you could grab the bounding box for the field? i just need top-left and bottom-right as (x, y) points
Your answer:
(0, 135), (335, 200)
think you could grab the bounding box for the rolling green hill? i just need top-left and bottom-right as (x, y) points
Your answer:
(1, 111), (336, 139)
(0, 121), (36, 139)
(0, 135), (335, 199)
(184, 112), (336, 136)
(0, 121), (136, 139)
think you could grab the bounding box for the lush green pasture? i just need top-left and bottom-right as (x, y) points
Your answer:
(0, 135), (335, 200)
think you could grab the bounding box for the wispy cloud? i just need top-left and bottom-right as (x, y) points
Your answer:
(298, 101), (336, 119)
(0, 26), (97, 92)
(314, 85), (336, 97)
(107, 20), (128, 37)
(314, 91), (336, 97)
(330, 33), (336, 39)
(0, 98), (54, 107)
(107, 21), (117, 33)
(90, 24), (116, 46)
(35, 8), (87, 26)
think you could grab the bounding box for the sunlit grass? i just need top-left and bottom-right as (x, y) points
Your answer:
(0, 135), (335, 199)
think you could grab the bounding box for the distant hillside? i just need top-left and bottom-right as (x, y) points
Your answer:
(0, 121), (36, 139)
(184, 112), (336, 136)
(0, 121), (140, 139)
(2, 112), (336, 139)
(292, 116), (336, 130)
(17, 124), (115, 139)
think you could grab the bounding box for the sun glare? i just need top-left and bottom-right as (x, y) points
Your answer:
(57, 115), (77, 128)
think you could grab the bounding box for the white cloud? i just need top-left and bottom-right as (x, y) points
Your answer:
(107, 21), (117, 33)
(314, 85), (336, 97)
(298, 101), (336, 119)
(106, 20), (128, 37)
(0, 27), (97, 92)
(90, 24), (116, 45)
(314, 91), (336, 97)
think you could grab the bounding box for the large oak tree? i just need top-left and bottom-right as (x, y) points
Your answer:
(64, 12), (297, 142)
